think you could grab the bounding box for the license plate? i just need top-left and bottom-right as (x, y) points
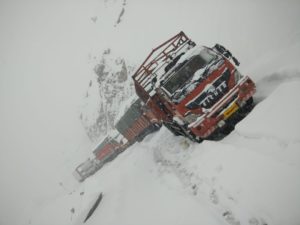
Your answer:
(223, 103), (239, 119)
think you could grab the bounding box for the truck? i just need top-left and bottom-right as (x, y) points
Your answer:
(132, 31), (256, 142)
(93, 135), (124, 164)
(73, 134), (125, 182)
(73, 100), (161, 182)
(115, 99), (161, 143)
(73, 158), (101, 182)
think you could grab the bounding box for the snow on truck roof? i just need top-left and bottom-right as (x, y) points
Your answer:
(176, 46), (206, 65)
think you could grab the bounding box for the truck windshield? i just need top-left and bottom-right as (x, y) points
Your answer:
(162, 49), (216, 95)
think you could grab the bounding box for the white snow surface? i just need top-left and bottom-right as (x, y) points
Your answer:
(0, 0), (300, 225)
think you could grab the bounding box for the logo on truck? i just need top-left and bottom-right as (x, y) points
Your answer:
(201, 81), (227, 108)
(187, 69), (230, 109)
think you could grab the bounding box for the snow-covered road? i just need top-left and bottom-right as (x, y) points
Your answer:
(49, 73), (300, 225)
(1, 0), (300, 225)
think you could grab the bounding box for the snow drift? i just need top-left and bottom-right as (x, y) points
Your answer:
(0, 0), (299, 225)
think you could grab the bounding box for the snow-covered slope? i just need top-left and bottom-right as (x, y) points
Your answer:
(0, 0), (300, 225)
(80, 48), (135, 142)
(54, 75), (300, 225)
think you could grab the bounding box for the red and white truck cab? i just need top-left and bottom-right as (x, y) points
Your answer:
(133, 32), (255, 142)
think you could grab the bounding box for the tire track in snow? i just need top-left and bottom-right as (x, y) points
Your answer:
(151, 140), (268, 225)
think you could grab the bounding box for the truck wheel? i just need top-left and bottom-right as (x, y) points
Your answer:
(187, 132), (203, 143)
(239, 97), (255, 116)
(136, 134), (146, 142)
(163, 122), (182, 136)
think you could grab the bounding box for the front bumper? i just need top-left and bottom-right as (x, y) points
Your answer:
(188, 76), (256, 138)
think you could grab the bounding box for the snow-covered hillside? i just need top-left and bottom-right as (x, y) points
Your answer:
(0, 1), (299, 225)
(80, 48), (135, 142)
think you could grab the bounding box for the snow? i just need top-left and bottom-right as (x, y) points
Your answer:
(0, 0), (300, 225)
(237, 80), (300, 142)
(176, 45), (204, 65)
(71, 145), (221, 225)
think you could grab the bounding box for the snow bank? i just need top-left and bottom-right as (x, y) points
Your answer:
(1, 0), (300, 225)
(237, 80), (300, 142)
(69, 142), (221, 225)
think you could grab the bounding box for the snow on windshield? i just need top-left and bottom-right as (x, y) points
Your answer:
(162, 48), (217, 97)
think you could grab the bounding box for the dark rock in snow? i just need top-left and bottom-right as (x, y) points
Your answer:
(84, 192), (103, 223)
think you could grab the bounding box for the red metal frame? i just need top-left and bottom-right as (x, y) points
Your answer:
(133, 31), (190, 101)
(133, 31), (189, 81)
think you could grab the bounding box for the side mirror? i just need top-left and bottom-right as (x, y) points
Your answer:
(232, 57), (240, 66)
(214, 44), (240, 66)
(214, 44), (226, 54)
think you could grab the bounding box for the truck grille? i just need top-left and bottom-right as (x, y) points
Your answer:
(186, 69), (231, 109)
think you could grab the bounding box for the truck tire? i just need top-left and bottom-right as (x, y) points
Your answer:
(187, 132), (203, 143)
(163, 122), (183, 136)
(238, 97), (255, 117)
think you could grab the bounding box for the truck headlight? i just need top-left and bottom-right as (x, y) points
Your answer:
(184, 113), (198, 124)
(234, 69), (243, 83)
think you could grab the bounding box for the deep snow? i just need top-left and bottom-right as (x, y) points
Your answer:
(0, 0), (300, 225)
